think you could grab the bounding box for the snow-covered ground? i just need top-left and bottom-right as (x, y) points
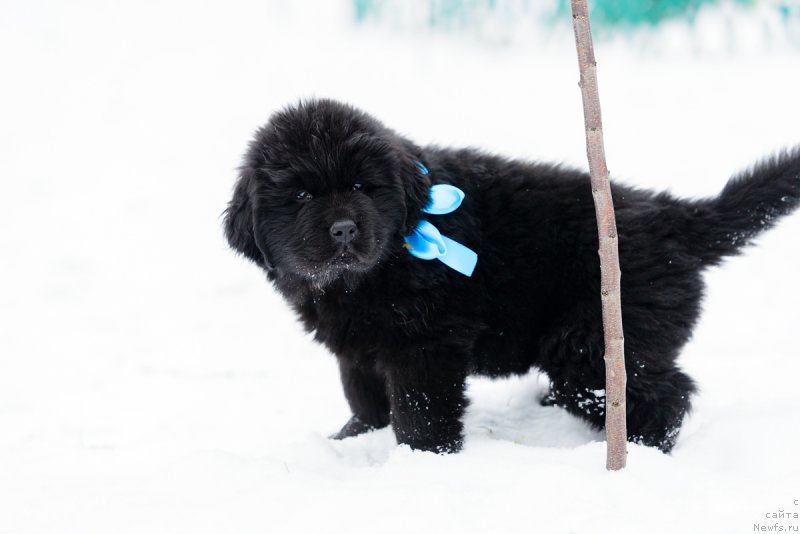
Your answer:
(1, 1), (799, 533)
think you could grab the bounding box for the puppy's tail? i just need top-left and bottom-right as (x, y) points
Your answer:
(687, 148), (800, 266)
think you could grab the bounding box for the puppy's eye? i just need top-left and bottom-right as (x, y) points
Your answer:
(295, 190), (312, 201)
(352, 183), (364, 192)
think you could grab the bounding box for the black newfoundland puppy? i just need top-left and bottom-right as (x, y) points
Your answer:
(225, 99), (800, 454)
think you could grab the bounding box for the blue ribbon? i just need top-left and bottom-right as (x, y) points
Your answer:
(403, 164), (478, 277)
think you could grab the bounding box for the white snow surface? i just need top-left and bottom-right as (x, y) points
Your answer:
(1, 1), (799, 533)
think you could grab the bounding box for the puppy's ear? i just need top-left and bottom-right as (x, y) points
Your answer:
(398, 147), (432, 234)
(224, 168), (274, 271)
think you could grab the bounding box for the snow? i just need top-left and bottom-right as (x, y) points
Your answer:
(1, 1), (799, 533)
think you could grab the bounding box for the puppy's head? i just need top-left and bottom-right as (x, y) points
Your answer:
(224, 99), (430, 287)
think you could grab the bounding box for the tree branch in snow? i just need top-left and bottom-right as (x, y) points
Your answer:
(569, 0), (628, 471)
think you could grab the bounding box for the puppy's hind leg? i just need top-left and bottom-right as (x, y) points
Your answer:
(330, 357), (390, 440)
(624, 361), (696, 453)
(541, 356), (696, 453)
(537, 309), (696, 453)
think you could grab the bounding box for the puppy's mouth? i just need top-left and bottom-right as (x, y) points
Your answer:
(298, 243), (381, 281)
(325, 245), (375, 269)
(329, 250), (358, 266)
(294, 246), (378, 289)
(288, 228), (391, 285)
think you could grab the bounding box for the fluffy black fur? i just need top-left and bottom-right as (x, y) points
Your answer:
(225, 99), (800, 454)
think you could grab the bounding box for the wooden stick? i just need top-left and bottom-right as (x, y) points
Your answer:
(569, 0), (627, 470)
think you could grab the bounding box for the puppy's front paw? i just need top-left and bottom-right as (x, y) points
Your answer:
(427, 438), (463, 455)
(329, 416), (380, 440)
(393, 426), (464, 454)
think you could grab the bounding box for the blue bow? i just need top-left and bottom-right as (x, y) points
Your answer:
(403, 164), (478, 277)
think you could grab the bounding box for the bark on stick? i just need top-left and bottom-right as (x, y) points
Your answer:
(569, 0), (628, 471)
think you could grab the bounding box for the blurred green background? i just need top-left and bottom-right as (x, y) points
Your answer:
(353, 0), (800, 40)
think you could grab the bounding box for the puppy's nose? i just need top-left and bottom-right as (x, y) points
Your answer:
(329, 219), (358, 244)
